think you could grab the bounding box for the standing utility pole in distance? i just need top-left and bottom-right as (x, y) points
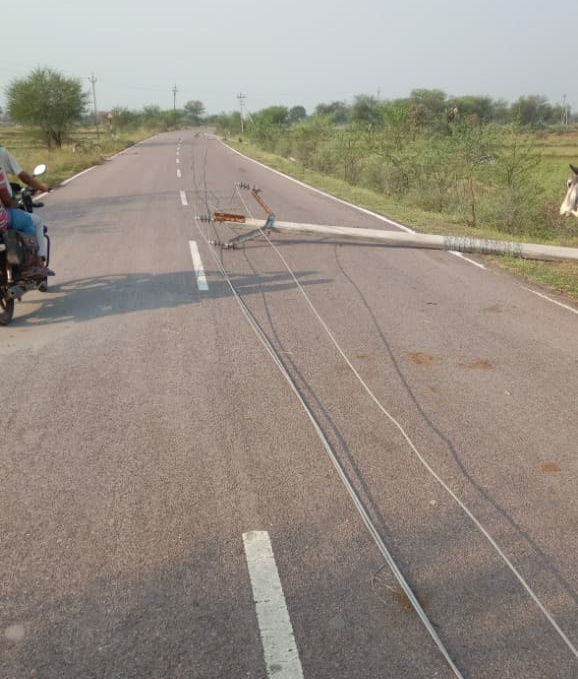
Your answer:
(89, 73), (99, 138)
(172, 84), (178, 119)
(237, 92), (246, 135)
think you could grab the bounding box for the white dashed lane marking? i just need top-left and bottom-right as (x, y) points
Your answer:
(243, 531), (304, 679)
(188, 241), (209, 291)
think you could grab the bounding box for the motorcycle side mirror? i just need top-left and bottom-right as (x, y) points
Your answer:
(33, 164), (46, 176)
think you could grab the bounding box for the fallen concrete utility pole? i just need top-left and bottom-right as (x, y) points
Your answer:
(222, 217), (578, 263)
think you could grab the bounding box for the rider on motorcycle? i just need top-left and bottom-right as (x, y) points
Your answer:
(0, 145), (53, 276)
(0, 165), (53, 278)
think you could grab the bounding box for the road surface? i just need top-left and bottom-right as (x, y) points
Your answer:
(1, 131), (576, 678)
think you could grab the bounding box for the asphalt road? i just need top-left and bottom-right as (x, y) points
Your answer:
(0, 130), (576, 679)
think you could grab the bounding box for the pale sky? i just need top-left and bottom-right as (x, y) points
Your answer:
(2, 0), (576, 116)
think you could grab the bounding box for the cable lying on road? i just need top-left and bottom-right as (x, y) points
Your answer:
(194, 218), (467, 679)
(190, 159), (578, 675)
(243, 216), (578, 664)
(191, 180), (467, 677)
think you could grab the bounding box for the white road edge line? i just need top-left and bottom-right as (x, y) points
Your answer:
(521, 286), (578, 314)
(188, 241), (209, 291)
(180, 190), (188, 206)
(243, 531), (305, 679)
(60, 166), (96, 185)
(449, 250), (487, 270)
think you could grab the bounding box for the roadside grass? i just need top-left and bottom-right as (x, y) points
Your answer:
(0, 124), (162, 185)
(227, 138), (578, 303)
(487, 257), (578, 298)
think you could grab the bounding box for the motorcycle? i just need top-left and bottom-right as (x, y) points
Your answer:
(0, 164), (51, 326)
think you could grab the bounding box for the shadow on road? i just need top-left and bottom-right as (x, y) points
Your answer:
(11, 269), (332, 327)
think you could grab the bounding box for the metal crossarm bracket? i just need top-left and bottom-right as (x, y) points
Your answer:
(204, 183), (277, 249)
(222, 213), (276, 249)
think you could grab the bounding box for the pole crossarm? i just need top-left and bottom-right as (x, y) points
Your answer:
(220, 214), (276, 249)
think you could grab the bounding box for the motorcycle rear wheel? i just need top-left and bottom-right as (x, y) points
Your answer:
(0, 259), (14, 325)
(0, 297), (14, 325)
(0, 287), (14, 326)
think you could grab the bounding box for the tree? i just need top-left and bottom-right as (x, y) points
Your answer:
(447, 121), (497, 226)
(314, 101), (349, 125)
(291, 116), (333, 166)
(215, 111), (242, 136)
(245, 107), (289, 151)
(350, 94), (381, 127)
(379, 100), (415, 144)
(512, 95), (553, 128)
(492, 99), (512, 125)
(409, 89), (448, 130)
(451, 96), (495, 124)
(184, 100), (205, 125)
(110, 106), (139, 129)
(287, 105), (307, 125)
(371, 100), (421, 195)
(257, 106), (289, 126)
(487, 126), (542, 234)
(141, 105), (162, 125)
(6, 67), (88, 149)
(336, 128), (365, 184)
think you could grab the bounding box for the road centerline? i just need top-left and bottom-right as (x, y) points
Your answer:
(188, 241), (209, 291)
(243, 531), (304, 679)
